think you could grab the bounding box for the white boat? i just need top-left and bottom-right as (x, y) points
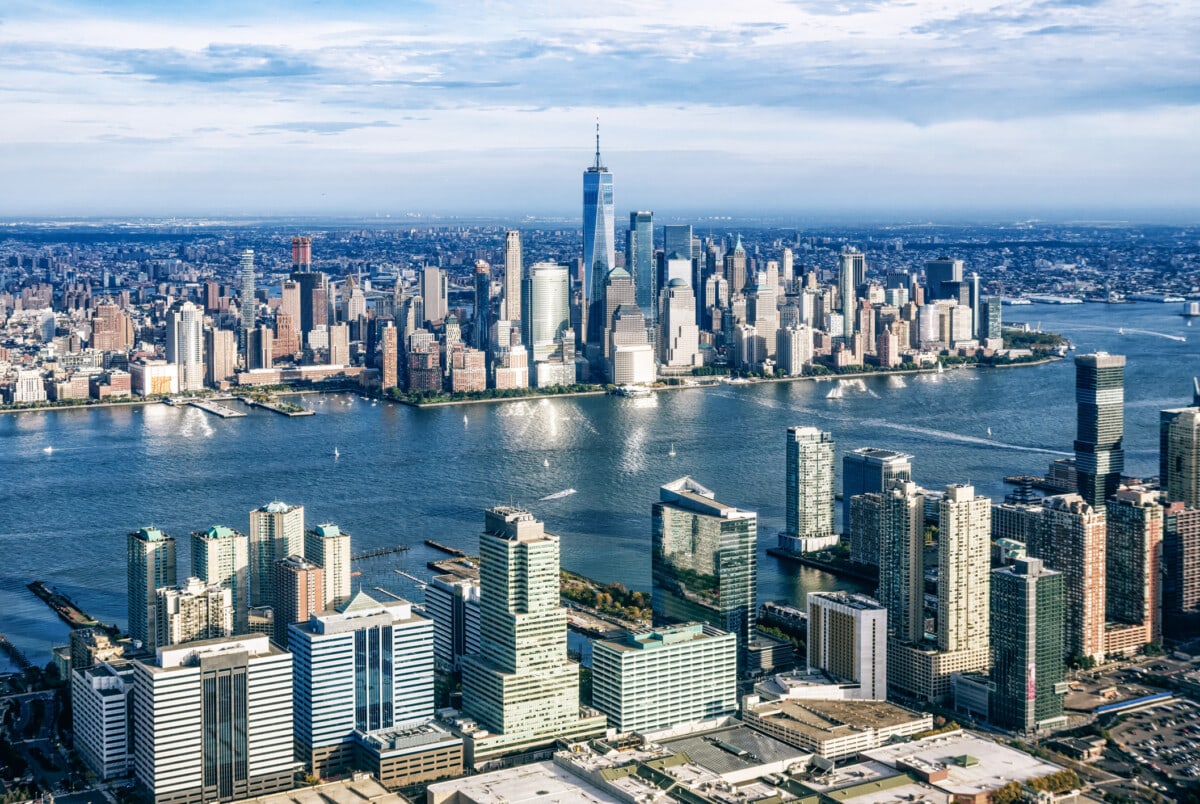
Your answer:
(987, 427), (992, 437)
(825, 385), (843, 400)
(936, 362), (944, 374)
(334, 447), (340, 461)
(1118, 328), (1124, 335)
(43, 446), (53, 454)
(540, 488), (577, 501)
(463, 414), (468, 424)
(543, 458), (550, 468)
(668, 443), (676, 457)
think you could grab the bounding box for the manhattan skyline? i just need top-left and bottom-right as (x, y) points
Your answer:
(1, 1), (1198, 219)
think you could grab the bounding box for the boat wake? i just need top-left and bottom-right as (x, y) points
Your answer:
(540, 488), (577, 501)
(860, 418), (1072, 456)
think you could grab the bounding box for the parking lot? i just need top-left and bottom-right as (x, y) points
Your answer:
(1109, 697), (1200, 788)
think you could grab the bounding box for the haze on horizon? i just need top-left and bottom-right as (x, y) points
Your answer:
(1, 0), (1198, 221)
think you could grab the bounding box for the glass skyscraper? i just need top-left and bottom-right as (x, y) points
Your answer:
(1074, 352), (1125, 509)
(583, 127), (614, 347)
(783, 426), (835, 543)
(627, 211), (654, 321)
(990, 558), (1065, 732)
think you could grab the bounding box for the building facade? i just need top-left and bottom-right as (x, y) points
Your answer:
(249, 501), (305, 609)
(128, 527), (177, 652)
(1074, 353), (1126, 509)
(806, 592), (887, 701)
(991, 558), (1066, 732)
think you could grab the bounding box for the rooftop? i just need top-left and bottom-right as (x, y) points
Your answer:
(235, 773), (407, 803)
(749, 700), (930, 741)
(426, 759), (621, 803)
(656, 724), (808, 777)
(864, 731), (1063, 796)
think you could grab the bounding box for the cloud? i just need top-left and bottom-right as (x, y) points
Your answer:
(256, 120), (397, 135)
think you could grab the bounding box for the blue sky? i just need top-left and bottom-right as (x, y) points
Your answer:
(1, 0), (1198, 219)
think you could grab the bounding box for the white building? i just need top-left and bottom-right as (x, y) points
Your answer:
(129, 359), (179, 397)
(658, 279), (700, 369)
(592, 623), (736, 733)
(249, 501), (305, 608)
(289, 591), (434, 776)
(10, 368), (47, 403)
(191, 525), (249, 635)
(304, 523), (352, 609)
(775, 325), (813, 377)
(131, 634), (294, 803)
(807, 592), (887, 701)
(425, 573), (481, 671)
(611, 343), (656, 386)
(166, 301), (204, 391)
(523, 262), (570, 361)
(157, 577), (233, 646)
(72, 662), (136, 781)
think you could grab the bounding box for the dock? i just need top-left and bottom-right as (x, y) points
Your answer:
(351, 544), (411, 561)
(238, 397), (315, 417)
(424, 540), (467, 558)
(0, 635), (33, 672)
(27, 581), (100, 628)
(187, 399), (246, 418)
(393, 569), (427, 590)
(765, 548), (879, 584)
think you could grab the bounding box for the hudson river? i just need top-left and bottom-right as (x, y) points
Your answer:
(2, 303), (1196, 671)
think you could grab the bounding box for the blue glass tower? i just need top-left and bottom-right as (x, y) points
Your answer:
(627, 211), (654, 321)
(583, 125), (615, 347)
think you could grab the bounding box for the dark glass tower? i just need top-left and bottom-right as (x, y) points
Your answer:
(1074, 353), (1125, 508)
(991, 557), (1065, 732)
(582, 125), (614, 348)
(627, 211), (654, 321)
(841, 447), (913, 535)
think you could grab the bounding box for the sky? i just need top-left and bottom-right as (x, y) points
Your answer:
(1, 0), (1198, 220)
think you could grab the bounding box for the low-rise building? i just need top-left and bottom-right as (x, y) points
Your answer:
(741, 698), (932, 761)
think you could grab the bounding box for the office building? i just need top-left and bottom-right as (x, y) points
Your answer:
(991, 558), (1066, 732)
(652, 477), (757, 673)
(806, 592), (887, 701)
(924, 257), (963, 300)
(128, 527), (177, 652)
(290, 591), (434, 776)
(874, 481), (925, 644)
(304, 523), (352, 609)
(1029, 494), (1106, 663)
(273, 556), (323, 648)
(421, 266), (448, 325)
(724, 235), (747, 296)
(328, 322), (350, 366)
(191, 526), (249, 635)
(1105, 489), (1162, 651)
(657, 278), (700, 368)
(247, 325), (273, 370)
(582, 126), (615, 347)
(1074, 353), (1125, 508)
(72, 661), (136, 782)
(1159, 379), (1200, 485)
(239, 249), (255, 354)
(249, 501), (305, 608)
(627, 211), (654, 319)
(778, 427), (836, 554)
(591, 623), (737, 733)
(842, 448), (913, 536)
(131, 634), (293, 803)
(663, 225), (694, 273)
(522, 262), (570, 361)
(425, 573), (481, 671)
(461, 507), (605, 765)
(472, 261), (491, 352)
(601, 266), (636, 362)
(837, 250), (864, 340)
(1163, 502), (1200, 640)
(502, 230), (522, 324)
(166, 301), (203, 391)
(1163, 406), (1200, 507)
(205, 328), (236, 387)
(157, 577), (233, 647)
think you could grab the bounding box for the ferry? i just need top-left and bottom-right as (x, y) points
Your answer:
(615, 385), (652, 398)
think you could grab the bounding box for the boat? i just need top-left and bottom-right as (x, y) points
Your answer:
(1118, 328), (1124, 335)
(540, 488), (577, 501)
(43, 446), (53, 454)
(825, 385), (843, 400)
(543, 458), (550, 468)
(463, 414), (468, 424)
(936, 361), (944, 374)
(334, 447), (340, 461)
(668, 443), (676, 457)
(986, 427), (993, 437)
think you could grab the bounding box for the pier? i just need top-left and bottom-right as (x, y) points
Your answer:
(393, 569), (427, 590)
(765, 548), (880, 585)
(187, 399), (246, 418)
(424, 540), (467, 558)
(351, 544), (411, 561)
(0, 635), (33, 672)
(238, 397), (315, 417)
(27, 581), (100, 628)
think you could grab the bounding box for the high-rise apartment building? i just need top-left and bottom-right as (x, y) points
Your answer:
(582, 126), (615, 347)
(838, 250), (864, 340)
(806, 592), (887, 701)
(1163, 502), (1200, 640)
(128, 527), (177, 652)
(874, 481), (925, 644)
(131, 634), (293, 803)
(191, 526), (249, 635)
(990, 558), (1066, 732)
(425, 573), (481, 671)
(290, 591), (433, 775)
(592, 623), (737, 733)
(779, 427), (836, 554)
(248, 501), (305, 608)
(273, 555), (323, 648)
(502, 230), (522, 324)
(1105, 489), (1162, 651)
(1163, 406), (1200, 507)
(304, 523), (351, 609)
(239, 249), (255, 354)
(461, 507), (605, 765)
(652, 477), (757, 673)
(157, 577), (233, 647)
(842, 448), (913, 536)
(1074, 353), (1125, 508)
(1029, 494), (1107, 663)
(627, 211), (654, 320)
(937, 484), (991, 653)
(205, 328), (236, 387)
(166, 301), (203, 391)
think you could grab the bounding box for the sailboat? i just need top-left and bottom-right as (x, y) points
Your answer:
(936, 361), (945, 374)
(43, 446), (53, 454)
(333, 447), (340, 461)
(986, 427), (993, 437)
(1118, 327), (1125, 335)
(825, 385), (844, 400)
(463, 414), (468, 425)
(543, 457), (550, 468)
(668, 443), (677, 457)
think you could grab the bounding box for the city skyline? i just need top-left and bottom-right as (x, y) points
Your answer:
(1, 1), (1198, 219)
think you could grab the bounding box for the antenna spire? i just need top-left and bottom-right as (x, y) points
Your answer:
(594, 119), (602, 170)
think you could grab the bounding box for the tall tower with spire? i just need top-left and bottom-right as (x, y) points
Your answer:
(582, 123), (615, 352)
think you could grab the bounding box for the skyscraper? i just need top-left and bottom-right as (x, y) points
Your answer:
(425, 573), (481, 671)
(131, 634), (294, 803)
(127, 527), (177, 652)
(1074, 353), (1125, 508)
(166, 301), (203, 391)
(205, 328), (236, 387)
(990, 558), (1066, 732)
(157, 577), (233, 647)
(842, 448), (913, 536)
(502, 230), (522, 324)
(652, 477), (757, 672)
(473, 261), (491, 352)
(1163, 502), (1200, 640)
(602, 266), (636, 364)
(583, 125), (615, 348)
(1159, 379), (1200, 483)
(807, 592), (888, 701)
(304, 523), (352, 610)
(1163, 406), (1200, 507)
(779, 427), (836, 553)
(249, 501), (305, 608)
(522, 262), (570, 361)
(657, 278), (700, 368)
(421, 266), (448, 325)
(924, 257), (963, 300)
(239, 249), (255, 354)
(838, 250), (864, 340)
(627, 211), (654, 320)
(290, 591), (434, 775)
(460, 507), (605, 765)
(937, 484), (991, 654)
(191, 525), (249, 635)
(1105, 489), (1163, 650)
(1030, 494), (1106, 663)
(874, 481), (925, 644)
(272, 555), (323, 648)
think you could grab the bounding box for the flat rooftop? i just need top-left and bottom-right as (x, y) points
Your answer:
(752, 700), (929, 739)
(864, 731), (1062, 796)
(657, 724), (807, 777)
(426, 760), (621, 803)
(235, 773), (406, 803)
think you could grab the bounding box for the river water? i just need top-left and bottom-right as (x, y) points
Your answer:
(1, 302), (1196, 671)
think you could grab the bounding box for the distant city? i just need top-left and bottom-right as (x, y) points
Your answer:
(1, 136), (1200, 804)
